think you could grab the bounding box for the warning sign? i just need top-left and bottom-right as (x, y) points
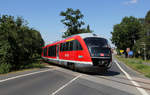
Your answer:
(120, 50), (124, 53)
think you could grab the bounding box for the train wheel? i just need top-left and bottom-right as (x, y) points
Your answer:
(68, 62), (76, 71)
(102, 68), (108, 73)
(72, 64), (77, 71)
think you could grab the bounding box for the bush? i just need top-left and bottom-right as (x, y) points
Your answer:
(0, 63), (12, 74)
(0, 15), (44, 72)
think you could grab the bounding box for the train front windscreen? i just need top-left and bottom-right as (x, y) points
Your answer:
(84, 37), (111, 57)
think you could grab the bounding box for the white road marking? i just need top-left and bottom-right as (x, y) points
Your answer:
(51, 74), (82, 95)
(114, 60), (149, 95)
(46, 66), (55, 68)
(0, 69), (55, 83)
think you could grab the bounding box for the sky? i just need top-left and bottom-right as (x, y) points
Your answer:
(0, 0), (150, 46)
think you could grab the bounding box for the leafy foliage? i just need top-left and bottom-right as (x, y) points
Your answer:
(0, 15), (44, 72)
(133, 11), (150, 59)
(111, 16), (142, 51)
(145, 10), (150, 24)
(0, 63), (12, 74)
(60, 8), (93, 38)
(111, 10), (150, 59)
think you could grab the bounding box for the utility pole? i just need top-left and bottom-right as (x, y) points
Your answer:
(141, 42), (147, 60)
(143, 43), (146, 60)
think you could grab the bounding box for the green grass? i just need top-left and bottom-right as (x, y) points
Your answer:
(0, 61), (45, 74)
(23, 63), (45, 69)
(115, 55), (150, 78)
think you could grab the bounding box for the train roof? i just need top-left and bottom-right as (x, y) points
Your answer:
(44, 33), (104, 47)
(69, 33), (100, 39)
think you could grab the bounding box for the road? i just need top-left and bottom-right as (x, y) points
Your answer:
(0, 58), (150, 95)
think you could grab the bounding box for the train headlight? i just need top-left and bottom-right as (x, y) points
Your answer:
(100, 53), (104, 56)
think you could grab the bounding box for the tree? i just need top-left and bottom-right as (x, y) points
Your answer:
(0, 14), (44, 70)
(60, 8), (93, 38)
(0, 15), (17, 67)
(136, 10), (150, 59)
(111, 16), (143, 52)
(145, 10), (150, 24)
(145, 10), (150, 37)
(85, 24), (93, 33)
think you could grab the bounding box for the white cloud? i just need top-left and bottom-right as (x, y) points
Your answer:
(124, 0), (138, 5)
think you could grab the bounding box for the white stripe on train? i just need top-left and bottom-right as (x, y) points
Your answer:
(42, 57), (92, 65)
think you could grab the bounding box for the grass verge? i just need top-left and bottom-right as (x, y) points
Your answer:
(115, 55), (150, 78)
(0, 61), (45, 74)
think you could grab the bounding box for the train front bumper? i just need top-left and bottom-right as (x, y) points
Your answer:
(75, 61), (112, 72)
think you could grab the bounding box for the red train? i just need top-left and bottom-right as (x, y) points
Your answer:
(42, 33), (112, 72)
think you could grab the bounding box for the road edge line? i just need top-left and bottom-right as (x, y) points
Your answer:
(114, 60), (149, 95)
(51, 74), (82, 95)
(0, 69), (54, 83)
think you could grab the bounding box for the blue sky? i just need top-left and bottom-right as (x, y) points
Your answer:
(0, 0), (150, 46)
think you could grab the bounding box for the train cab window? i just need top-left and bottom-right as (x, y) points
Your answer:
(84, 37), (110, 57)
(84, 37), (108, 47)
(44, 47), (47, 56)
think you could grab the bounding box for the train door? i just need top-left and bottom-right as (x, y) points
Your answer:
(67, 41), (75, 69)
(69, 41), (74, 61)
(64, 41), (74, 61)
(57, 44), (59, 59)
(73, 40), (83, 61)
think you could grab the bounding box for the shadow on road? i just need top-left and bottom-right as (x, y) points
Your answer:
(98, 70), (120, 76)
(44, 62), (120, 76)
(82, 70), (120, 76)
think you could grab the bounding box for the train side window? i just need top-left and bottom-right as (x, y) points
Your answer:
(61, 43), (63, 51)
(44, 47), (47, 56)
(48, 47), (51, 56)
(60, 40), (81, 51)
(53, 45), (56, 56)
(69, 41), (73, 51)
(62, 43), (65, 51)
(60, 43), (65, 51)
(60, 43), (63, 51)
(63, 43), (66, 51)
(48, 45), (56, 57)
(73, 40), (83, 50)
(66, 42), (70, 51)
(77, 40), (83, 50)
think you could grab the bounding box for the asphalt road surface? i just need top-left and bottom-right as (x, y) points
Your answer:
(0, 58), (150, 95)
